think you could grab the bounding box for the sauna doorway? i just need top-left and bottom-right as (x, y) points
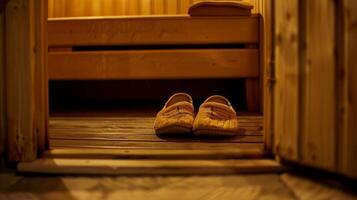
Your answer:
(45, 0), (270, 169)
(7, 0), (357, 178)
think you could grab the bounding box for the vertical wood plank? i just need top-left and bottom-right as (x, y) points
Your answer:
(338, 0), (357, 179)
(56, 0), (65, 17)
(91, 0), (101, 16)
(300, 0), (336, 170)
(153, 0), (164, 15)
(180, 0), (190, 14)
(0, 10), (5, 155)
(127, 0), (139, 15)
(35, 0), (49, 153)
(117, 0), (127, 16)
(273, 0), (300, 161)
(262, 0), (274, 152)
(166, 0), (177, 15)
(48, 0), (54, 18)
(140, 0), (152, 15)
(102, 0), (114, 16)
(6, 0), (47, 161)
(346, 0), (357, 178)
(6, 0), (36, 161)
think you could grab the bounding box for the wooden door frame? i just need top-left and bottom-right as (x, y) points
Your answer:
(5, 0), (48, 162)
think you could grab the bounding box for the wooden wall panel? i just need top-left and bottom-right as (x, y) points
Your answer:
(6, 0), (37, 161)
(0, 11), (5, 155)
(345, 0), (357, 178)
(273, 0), (300, 161)
(5, 0), (47, 161)
(261, 0), (273, 151)
(300, 0), (336, 170)
(274, 0), (336, 168)
(35, 0), (49, 153)
(48, 0), (262, 18)
(338, 0), (357, 179)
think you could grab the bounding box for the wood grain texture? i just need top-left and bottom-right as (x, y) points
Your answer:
(5, 0), (47, 161)
(50, 140), (264, 150)
(4, 173), (357, 199)
(300, 0), (336, 170)
(49, 116), (264, 151)
(17, 158), (285, 175)
(48, 16), (260, 46)
(35, 0), (49, 154)
(273, 0), (300, 161)
(48, 0), (262, 17)
(261, 0), (274, 152)
(345, 0), (357, 179)
(274, 0), (357, 178)
(48, 49), (259, 80)
(338, 0), (357, 179)
(281, 174), (357, 200)
(42, 148), (266, 159)
(0, 174), (299, 199)
(0, 12), (5, 155)
(6, 0), (37, 161)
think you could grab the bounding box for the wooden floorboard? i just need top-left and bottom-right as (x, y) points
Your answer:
(42, 148), (267, 159)
(17, 158), (285, 175)
(3, 172), (356, 199)
(1, 173), (301, 200)
(49, 140), (265, 150)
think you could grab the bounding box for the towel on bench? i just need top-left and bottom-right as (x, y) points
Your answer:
(189, 1), (254, 16)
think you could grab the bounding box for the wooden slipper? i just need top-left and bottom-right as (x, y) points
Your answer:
(154, 93), (194, 135)
(193, 95), (239, 136)
(188, 1), (254, 16)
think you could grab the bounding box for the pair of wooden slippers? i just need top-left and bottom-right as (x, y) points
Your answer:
(154, 93), (239, 136)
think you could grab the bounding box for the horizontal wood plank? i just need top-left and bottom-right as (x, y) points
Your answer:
(42, 148), (267, 159)
(49, 116), (263, 135)
(48, 49), (259, 80)
(48, 16), (259, 46)
(50, 133), (264, 143)
(49, 139), (264, 150)
(18, 158), (285, 175)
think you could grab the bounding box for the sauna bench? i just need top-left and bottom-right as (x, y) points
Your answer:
(48, 15), (263, 112)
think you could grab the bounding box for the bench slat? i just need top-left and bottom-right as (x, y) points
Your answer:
(49, 49), (259, 80)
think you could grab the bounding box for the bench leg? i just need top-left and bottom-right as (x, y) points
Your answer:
(245, 78), (259, 112)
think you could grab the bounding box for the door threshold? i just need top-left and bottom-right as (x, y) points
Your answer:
(17, 158), (287, 175)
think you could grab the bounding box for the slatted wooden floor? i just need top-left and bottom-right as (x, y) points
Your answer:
(19, 114), (274, 175)
(49, 114), (264, 151)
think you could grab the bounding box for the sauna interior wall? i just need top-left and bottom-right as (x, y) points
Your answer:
(48, 0), (263, 17)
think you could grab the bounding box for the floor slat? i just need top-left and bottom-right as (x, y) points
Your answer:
(42, 148), (267, 159)
(18, 158), (286, 175)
